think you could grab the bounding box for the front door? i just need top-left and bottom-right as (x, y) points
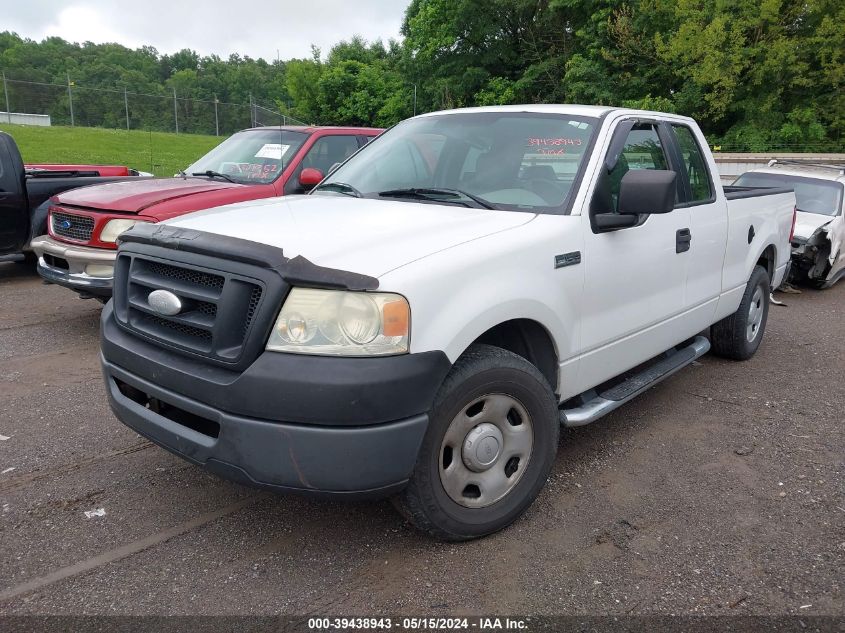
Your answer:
(575, 119), (691, 393)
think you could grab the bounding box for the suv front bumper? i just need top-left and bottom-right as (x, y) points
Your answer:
(101, 303), (452, 498)
(31, 235), (115, 298)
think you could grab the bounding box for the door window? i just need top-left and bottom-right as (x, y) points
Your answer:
(301, 135), (360, 174)
(603, 124), (671, 212)
(286, 135), (359, 194)
(672, 125), (713, 203)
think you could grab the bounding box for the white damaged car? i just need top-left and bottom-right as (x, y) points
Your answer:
(734, 161), (845, 288)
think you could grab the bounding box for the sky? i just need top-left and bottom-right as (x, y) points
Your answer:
(3, 1), (411, 61)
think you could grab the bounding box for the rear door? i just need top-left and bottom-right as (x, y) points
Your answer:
(576, 118), (692, 392)
(0, 132), (28, 254)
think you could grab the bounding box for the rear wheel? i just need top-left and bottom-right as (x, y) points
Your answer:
(394, 344), (559, 540)
(711, 265), (770, 360)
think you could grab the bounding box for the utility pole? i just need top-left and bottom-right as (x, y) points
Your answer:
(67, 72), (75, 126)
(124, 88), (130, 131)
(173, 88), (179, 134)
(413, 84), (417, 116)
(2, 72), (10, 123)
(214, 95), (219, 136)
(249, 93), (254, 127)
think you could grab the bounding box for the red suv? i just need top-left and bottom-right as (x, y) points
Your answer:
(31, 125), (382, 299)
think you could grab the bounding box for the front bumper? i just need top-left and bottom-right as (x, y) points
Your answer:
(101, 303), (452, 497)
(30, 235), (115, 297)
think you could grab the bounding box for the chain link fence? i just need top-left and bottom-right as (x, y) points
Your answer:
(0, 74), (306, 136)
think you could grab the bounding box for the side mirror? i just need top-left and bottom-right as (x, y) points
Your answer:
(593, 169), (676, 232)
(617, 169), (676, 215)
(299, 167), (324, 190)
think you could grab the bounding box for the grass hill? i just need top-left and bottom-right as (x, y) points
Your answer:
(0, 124), (223, 177)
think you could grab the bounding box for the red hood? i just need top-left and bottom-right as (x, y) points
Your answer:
(54, 177), (245, 213)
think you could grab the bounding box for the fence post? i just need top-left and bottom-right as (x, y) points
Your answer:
(173, 88), (179, 134)
(124, 88), (130, 131)
(2, 72), (10, 123)
(67, 72), (75, 127)
(214, 95), (219, 136)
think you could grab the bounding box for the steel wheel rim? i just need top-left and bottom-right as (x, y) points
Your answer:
(746, 285), (765, 342)
(438, 393), (534, 508)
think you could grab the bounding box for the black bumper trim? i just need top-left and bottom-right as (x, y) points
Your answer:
(103, 356), (430, 497)
(101, 301), (452, 426)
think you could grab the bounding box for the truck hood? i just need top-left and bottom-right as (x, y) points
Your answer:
(793, 211), (833, 240)
(54, 177), (244, 213)
(164, 195), (536, 278)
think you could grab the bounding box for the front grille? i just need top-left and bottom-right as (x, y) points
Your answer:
(52, 211), (94, 242)
(145, 260), (225, 291)
(113, 252), (270, 365)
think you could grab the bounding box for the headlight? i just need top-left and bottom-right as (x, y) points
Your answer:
(266, 288), (410, 356)
(100, 218), (147, 243)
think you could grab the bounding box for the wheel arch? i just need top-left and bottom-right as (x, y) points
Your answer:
(451, 317), (560, 394)
(755, 243), (777, 284)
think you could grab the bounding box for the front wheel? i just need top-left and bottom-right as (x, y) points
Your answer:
(711, 265), (770, 360)
(393, 344), (559, 540)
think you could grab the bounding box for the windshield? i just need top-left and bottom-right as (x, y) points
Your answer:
(314, 112), (598, 212)
(186, 129), (308, 184)
(734, 172), (844, 216)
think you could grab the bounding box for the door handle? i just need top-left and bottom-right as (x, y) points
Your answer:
(676, 228), (692, 253)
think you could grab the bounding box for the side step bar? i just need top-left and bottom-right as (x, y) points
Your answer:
(560, 336), (710, 427)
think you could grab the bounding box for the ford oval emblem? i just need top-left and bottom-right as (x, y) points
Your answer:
(147, 289), (182, 316)
(58, 219), (72, 230)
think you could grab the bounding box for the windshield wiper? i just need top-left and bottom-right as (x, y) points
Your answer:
(313, 181), (363, 198)
(191, 170), (237, 183)
(378, 187), (495, 210)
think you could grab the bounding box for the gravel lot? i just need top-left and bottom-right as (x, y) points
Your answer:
(1, 261), (843, 617)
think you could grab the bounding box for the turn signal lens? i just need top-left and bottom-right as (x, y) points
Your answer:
(382, 299), (410, 337)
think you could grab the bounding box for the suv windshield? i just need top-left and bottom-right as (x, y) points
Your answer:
(734, 172), (844, 217)
(313, 112), (597, 212)
(186, 129), (308, 184)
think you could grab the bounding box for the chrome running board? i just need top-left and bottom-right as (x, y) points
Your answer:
(560, 336), (710, 427)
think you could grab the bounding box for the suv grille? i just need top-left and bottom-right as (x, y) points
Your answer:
(52, 211), (94, 242)
(113, 253), (267, 364)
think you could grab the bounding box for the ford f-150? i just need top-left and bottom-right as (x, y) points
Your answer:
(99, 105), (796, 540)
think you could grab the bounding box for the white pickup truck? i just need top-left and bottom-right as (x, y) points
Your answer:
(100, 105), (795, 540)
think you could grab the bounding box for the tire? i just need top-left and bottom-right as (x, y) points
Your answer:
(393, 344), (559, 541)
(711, 265), (770, 360)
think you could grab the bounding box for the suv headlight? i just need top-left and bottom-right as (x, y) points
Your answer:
(266, 288), (410, 356)
(100, 218), (148, 243)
